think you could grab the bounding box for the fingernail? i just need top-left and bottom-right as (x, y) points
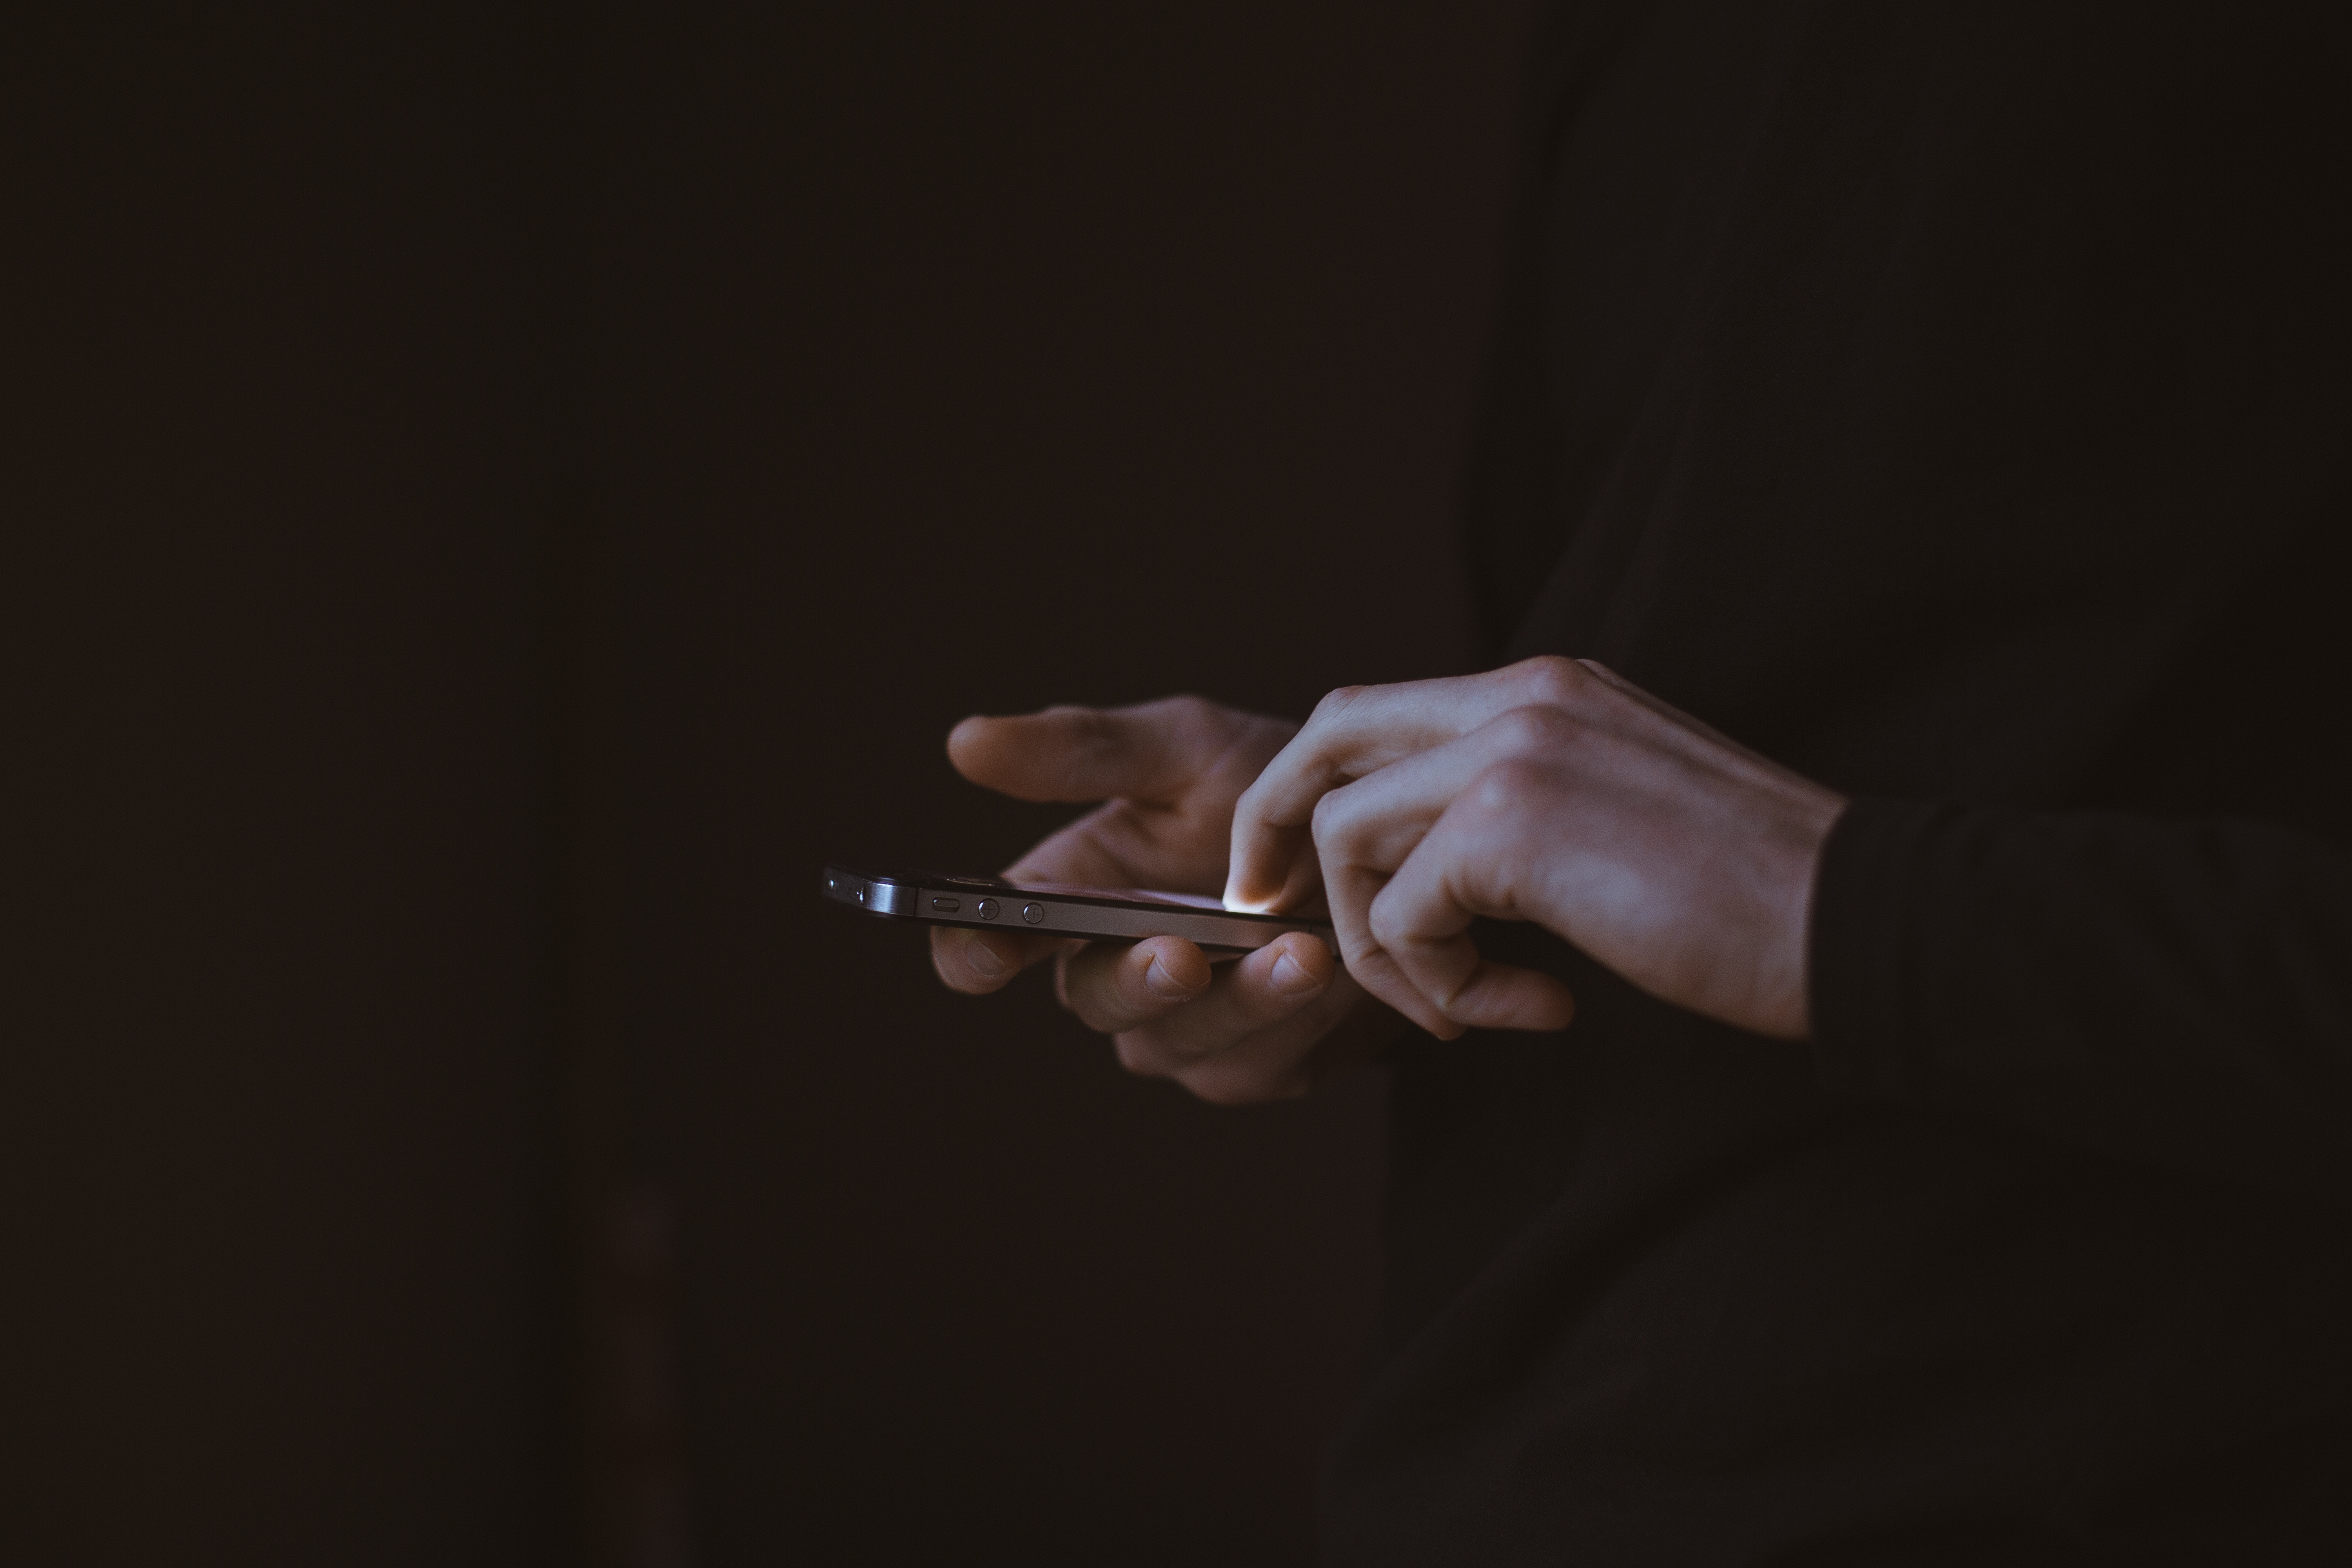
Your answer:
(1144, 957), (1200, 1001)
(1269, 951), (1327, 998)
(966, 937), (1008, 980)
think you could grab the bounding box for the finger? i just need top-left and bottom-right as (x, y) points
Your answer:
(1366, 804), (1576, 1033)
(1322, 883), (1466, 1039)
(1156, 959), (1376, 1105)
(1313, 843), (1457, 1039)
(1110, 931), (1336, 1073)
(947, 695), (1244, 807)
(1308, 707), (1583, 1021)
(1225, 656), (1605, 911)
(1056, 934), (1214, 1033)
(1312, 705), (1583, 882)
(930, 924), (1069, 995)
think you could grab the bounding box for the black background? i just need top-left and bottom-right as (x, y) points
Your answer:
(7, 2), (1530, 1561)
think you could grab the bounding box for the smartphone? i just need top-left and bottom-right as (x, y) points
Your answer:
(822, 865), (1337, 956)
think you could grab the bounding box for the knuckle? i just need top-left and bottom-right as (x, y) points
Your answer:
(1365, 895), (1409, 952)
(1468, 757), (1547, 819)
(1047, 704), (1120, 761)
(1513, 654), (1588, 710)
(1309, 784), (1356, 852)
(1339, 927), (1388, 977)
(1160, 693), (1218, 731)
(1310, 684), (1368, 725)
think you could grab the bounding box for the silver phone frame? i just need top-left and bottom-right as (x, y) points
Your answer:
(822, 865), (1336, 956)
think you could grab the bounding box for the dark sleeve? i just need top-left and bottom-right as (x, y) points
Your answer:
(1810, 798), (2352, 1196)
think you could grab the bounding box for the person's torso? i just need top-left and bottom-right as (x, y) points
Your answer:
(1325, 3), (2352, 1562)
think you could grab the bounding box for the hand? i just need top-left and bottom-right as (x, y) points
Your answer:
(931, 696), (1394, 1103)
(1226, 657), (1846, 1040)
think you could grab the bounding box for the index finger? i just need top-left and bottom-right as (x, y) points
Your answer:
(1225, 657), (1606, 911)
(947, 695), (1236, 806)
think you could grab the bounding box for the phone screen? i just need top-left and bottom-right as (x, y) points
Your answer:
(922, 871), (1228, 912)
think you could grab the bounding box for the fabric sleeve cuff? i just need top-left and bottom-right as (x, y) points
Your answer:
(1808, 796), (1958, 1101)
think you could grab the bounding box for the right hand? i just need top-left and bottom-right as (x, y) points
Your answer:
(931, 696), (1393, 1103)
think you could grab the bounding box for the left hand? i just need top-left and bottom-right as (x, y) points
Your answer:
(1225, 656), (1847, 1041)
(929, 695), (1395, 1104)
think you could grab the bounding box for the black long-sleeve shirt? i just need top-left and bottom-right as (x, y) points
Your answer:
(1322, 4), (2352, 1562)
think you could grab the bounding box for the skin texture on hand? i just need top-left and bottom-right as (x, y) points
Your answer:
(1227, 657), (1848, 1041)
(929, 696), (1399, 1104)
